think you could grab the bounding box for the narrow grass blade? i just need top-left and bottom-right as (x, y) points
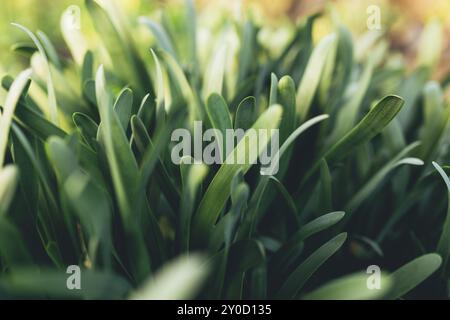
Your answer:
(73, 112), (98, 147)
(0, 268), (131, 299)
(156, 49), (201, 122)
(36, 31), (62, 70)
(297, 34), (336, 121)
(61, 5), (88, 65)
(0, 165), (19, 215)
(95, 66), (138, 220)
(192, 105), (283, 244)
(179, 160), (208, 252)
(277, 76), (297, 143)
(303, 272), (392, 300)
(139, 17), (178, 59)
(237, 21), (256, 85)
(325, 95), (404, 164)
(276, 233), (347, 298)
(329, 58), (374, 142)
(86, 0), (151, 94)
(318, 159), (332, 213)
(269, 73), (278, 106)
(205, 93), (232, 160)
(268, 176), (299, 223)
(129, 254), (209, 300)
(432, 161), (450, 274)
(261, 114), (329, 176)
(113, 88), (133, 130)
(0, 219), (34, 267)
(0, 69), (32, 167)
(203, 42), (227, 99)
(12, 24), (58, 124)
(95, 65), (150, 281)
(234, 96), (255, 131)
(344, 142), (423, 215)
(384, 253), (442, 300)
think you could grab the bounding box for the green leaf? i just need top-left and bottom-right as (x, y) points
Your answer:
(205, 93), (232, 160)
(185, 0), (198, 78)
(10, 42), (37, 57)
(344, 142), (423, 215)
(61, 5), (88, 65)
(81, 51), (94, 88)
(73, 112), (98, 147)
(0, 218), (34, 267)
(139, 18), (178, 59)
(150, 49), (165, 125)
(397, 67), (429, 131)
(237, 20), (257, 85)
(0, 69), (32, 167)
(240, 114), (329, 239)
(0, 166), (19, 215)
(45, 137), (78, 183)
(131, 115), (151, 154)
(95, 66), (138, 220)
(261, 114), (329, 176)
(1, 75), (66, 141)
(36, 31), (62, 70)
(203, 42), (227, 99)
(192, 105), (283, 245)
(303, 272), (392, 300)
(156, 49), (201, 122)
(329, 57), (374, 142)
(137, 93), (156, 130)
(433, 161), (450, 274)
(234, 96), (256, 131)
(269, 73), (278, 106)
(268, 176), (298, 222)
(179, 160), (208, 252)
(276, 233), (347, 298)
(12, 24), (58, 124)
(64, 170), (113, 268)
(86, 0), (150, 94)
(385, 253), (442, 300)
(325, 95), (404, 164)
(129, 254), (209, 300)
(113, 88), (133, 130)
(95, 65), (150, 281)
(297, 34), (336, 121)
(277, 76), (297, 144)
(0, 268), (131, 299)
(10, 124), (58, 212)
(318, 159), (332, 212)
(419, 82), (450, 163)
(227, 239), (265, 276)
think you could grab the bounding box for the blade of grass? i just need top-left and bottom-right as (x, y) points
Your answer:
(192, 105), (283, 245)
(0, 69), (32, 167)
(12, 24), (58, 124)
(303, 272), (392, 300)
(432, 162), (450, 274)
(384, 253), (442, 300)
(129, 254), (208, 300)
(297, 34), (336, 121)
(276, 232), (347, 298)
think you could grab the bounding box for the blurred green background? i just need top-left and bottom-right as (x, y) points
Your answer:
(0, 0), (155, 74)
(1, 0), (450, 90)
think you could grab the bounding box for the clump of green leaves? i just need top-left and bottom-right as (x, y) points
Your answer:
(0, 0), (450, 299)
